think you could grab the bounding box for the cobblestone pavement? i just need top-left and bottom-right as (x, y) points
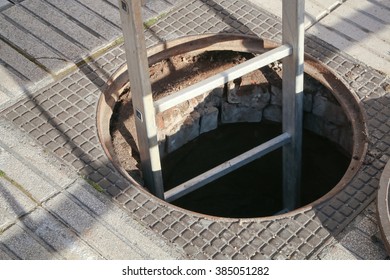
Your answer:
(0, 0), (389, 259)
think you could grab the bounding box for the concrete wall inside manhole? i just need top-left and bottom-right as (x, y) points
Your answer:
(97, 34), (367, 220)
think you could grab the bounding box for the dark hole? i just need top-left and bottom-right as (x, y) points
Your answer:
(162, 121), (350, 218)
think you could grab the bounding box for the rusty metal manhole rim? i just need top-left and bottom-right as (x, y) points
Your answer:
(97, 33), (368, 222)
(378, 160), (390, 254)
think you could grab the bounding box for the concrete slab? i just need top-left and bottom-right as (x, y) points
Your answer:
(0, 16), (71, 75)
(66, 179), (184, 259)
(43, 192), (146, 259)
(0, 178), (37, 232)
(0, 65), (32, 104)
(45, 0), (121, 42)
(21, 0), (103, 52)
(0, 150), (62, 202)
(0, 89), (10, 108)
(0, 223), (56, 259)
(20, 207), (103, 260)
(0, 247), (13, 260)
(0, 118), (78, 196)
(75, 0), (123, 28)
(248, 0), (342, 28)
(3, 6), (86, 61)
(0, 0), (10, 10)
(0, 41), (51, 86)
(340, 230), (388, 259)
(319, 243), (360, 260)
(249, 0), (390, 75)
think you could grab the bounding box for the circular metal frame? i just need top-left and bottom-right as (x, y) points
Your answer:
(378, 160), (390, 254)
(97, 33), (367, 222)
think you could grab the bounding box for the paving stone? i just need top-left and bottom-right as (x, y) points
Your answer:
(0, 150), (59, 202)
(46, 0), (121, 42)
(0, 119), (77, 194)
(21, 0), (103, 52)
(0, 178), (37, 232)
(0, 66), (30, 102)
(3, 6), (85, 61)
(20, 207), (103, 260)
(319, 243), (359, 260)
(0, 0), (11, 9)
(0, 16), (70, 75)
(76, 0), (122, 27)
(341, 230), (388, 260)
(0, 40), (51, 86)
(0, 89), (10, 109)
(0, 224), (55, 260)
(66, 178), (184, 259)
(44, 192), (147, 259)
(0, 247), (13, 260)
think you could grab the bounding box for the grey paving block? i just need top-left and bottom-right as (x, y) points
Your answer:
(46, 0), (121, 42)
(73, 0), (122, 28)
(67, 179), (184, 259)
(0, 120), (77, 201)
(341, 230), (388, 260)
(3, 5), (85, 61)
(21, 207), (103, 260)
(319, 243), (359, 260)
(0, 40), (51, 85)
(0, 178), (37, 232)
(0, 62), (34, 101)
(21, 0), (103, 52)
(0, 224), (56, 259)
(0, 0), (10, 10)
(44, 192), (145, 259)
(145, 0), (173, 14)
(0, 16), (70, 75)
(0, 89), (10, 109)
(0, 247), (13, 260)
(0, 149), (61, 202)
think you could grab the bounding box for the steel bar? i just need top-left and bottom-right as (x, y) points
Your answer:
(154, 44), (292, 113)
(282, 0), (305, 210)
(164, 133), (291, 202)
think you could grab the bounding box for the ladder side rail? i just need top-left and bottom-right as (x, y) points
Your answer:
(118, 0), (164, 198)
(165, 133), (291, 202)
(282, 0), (305, 210)
(154, 44), (292, 113)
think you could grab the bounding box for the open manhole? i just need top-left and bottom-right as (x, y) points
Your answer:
(97, 34), (366, 219)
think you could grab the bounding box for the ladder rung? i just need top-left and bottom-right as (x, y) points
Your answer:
(164, 132), (291, 202)
(154, 44), (292, 113)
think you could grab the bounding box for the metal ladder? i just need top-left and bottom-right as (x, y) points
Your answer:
(118, 0), (304, 211)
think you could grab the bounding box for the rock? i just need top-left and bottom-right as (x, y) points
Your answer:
(221, 102), (262, 123)
(303, 113), (325, 137)
(312, 92), (348, 125)
(166, 112), (200, 153)
(339, 126), (353, 154)
(270, 85), (282, 106)
(200, 106), (219, 134)
(157, 107), (183, 131)
(227, 80), (240, 104)
(263, 105), (282, 122)
(303, 92), (313, 112)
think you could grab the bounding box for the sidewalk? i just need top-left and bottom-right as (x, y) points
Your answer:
(0, 0), (389, 259)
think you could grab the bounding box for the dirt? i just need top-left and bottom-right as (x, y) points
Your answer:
(110, 51), (350, 218)
(111, 51), (269, 181)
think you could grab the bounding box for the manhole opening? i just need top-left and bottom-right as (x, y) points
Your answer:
(99, 34), (366, 220)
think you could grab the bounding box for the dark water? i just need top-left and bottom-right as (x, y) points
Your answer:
(162, 121), (350, 218)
